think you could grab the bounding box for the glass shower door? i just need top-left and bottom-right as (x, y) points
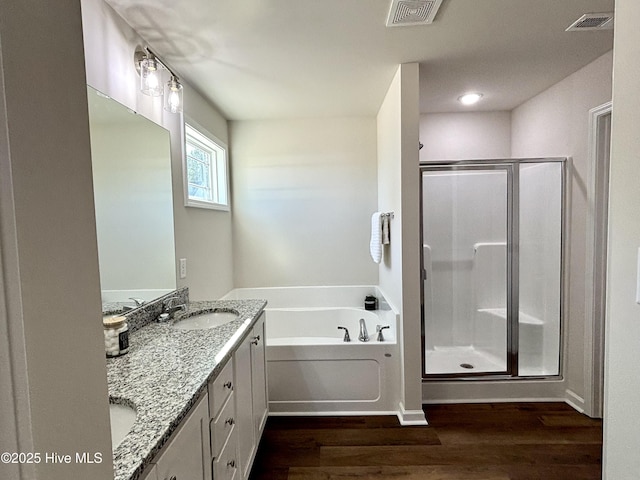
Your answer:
(422, 165), (512, 376)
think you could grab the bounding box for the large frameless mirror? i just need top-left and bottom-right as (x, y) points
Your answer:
(86, 86), (176, 311)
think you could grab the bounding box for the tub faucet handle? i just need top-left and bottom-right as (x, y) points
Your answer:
(358, 318), (369, 342)
(338, 326), (351, 342)
(376, 325), (390, 342)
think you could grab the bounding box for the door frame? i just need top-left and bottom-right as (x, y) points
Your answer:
(583, 101), (612, 418)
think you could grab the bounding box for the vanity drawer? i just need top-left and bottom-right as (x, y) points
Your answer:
(210, 391), (236, 456)
(209, 360), (234, 419)
(212, 428), (238, 480)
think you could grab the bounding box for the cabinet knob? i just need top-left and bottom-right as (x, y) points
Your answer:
(223, 381), (233, 390)
(227, 459), (236, 468)
(167, 476), (177, 480)
(251, 335), (260, 345)
(225, 417), (235, 426)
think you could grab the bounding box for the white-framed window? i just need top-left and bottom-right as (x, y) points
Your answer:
(183, 122), (229, 210)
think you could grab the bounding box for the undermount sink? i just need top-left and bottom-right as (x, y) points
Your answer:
(109, 401), (137, 449)
(172, 310), (239, 330)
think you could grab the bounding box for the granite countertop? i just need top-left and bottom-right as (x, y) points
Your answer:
(107, 299), (267, 480)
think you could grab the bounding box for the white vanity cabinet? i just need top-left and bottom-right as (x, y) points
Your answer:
(151, 393), (211, 480)
(141, 311), (267, 480)
(234, 312), (268, 480)
(208, 360), (239, 480)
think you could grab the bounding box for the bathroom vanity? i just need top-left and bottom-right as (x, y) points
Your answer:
(107, 297), (267, 480)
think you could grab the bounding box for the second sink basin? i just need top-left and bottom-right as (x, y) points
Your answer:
(109, 402), (136, 449)
(173, 310), (239, 330)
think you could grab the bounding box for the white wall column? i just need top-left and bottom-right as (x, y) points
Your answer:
(603, 0), (640, 477)
(0, 1), (113, 477)
(377, 63), (425, 424)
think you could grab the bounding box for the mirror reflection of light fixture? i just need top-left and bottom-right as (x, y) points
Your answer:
(164, 75), (183, 113)
(134, 46), (183, 113)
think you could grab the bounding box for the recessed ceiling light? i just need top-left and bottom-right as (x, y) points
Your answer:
(458, 92), (483, 106)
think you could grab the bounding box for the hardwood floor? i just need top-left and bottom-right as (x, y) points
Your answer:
(248, 403), (603, 480)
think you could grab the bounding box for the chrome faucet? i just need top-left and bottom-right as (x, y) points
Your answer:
(358, 318), (369, 342)
(338, 326), (351, 342)
(376, 325), (390, 342)
(158, 296), (186, 321)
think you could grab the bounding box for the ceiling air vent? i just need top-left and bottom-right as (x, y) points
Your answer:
(386, 0), (444, 27)
(566, 13), (614, 31)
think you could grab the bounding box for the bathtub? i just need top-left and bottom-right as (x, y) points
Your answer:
(223, 286), (401, 416)
(267, 307), (396, 345)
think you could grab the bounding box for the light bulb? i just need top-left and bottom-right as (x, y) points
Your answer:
(147, 71), (159, 91)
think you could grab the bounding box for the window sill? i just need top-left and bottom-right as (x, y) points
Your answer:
(185, 199), (230, 211)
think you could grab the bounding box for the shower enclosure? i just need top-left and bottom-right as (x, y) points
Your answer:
(421, 158), (564, 378)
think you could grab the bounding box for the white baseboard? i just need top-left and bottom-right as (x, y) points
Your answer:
(397, 402), (428, 426)
(268, 404), (429, 427)
(268, 410), (398, 417)
(565, 389), (586, 413)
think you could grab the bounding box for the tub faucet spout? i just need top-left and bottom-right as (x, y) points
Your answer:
(358, 318), (369, 342)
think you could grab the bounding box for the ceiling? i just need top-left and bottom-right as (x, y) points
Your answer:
(104, 0), (614, 120)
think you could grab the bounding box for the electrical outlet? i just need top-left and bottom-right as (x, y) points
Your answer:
(179, 258), (187, 279)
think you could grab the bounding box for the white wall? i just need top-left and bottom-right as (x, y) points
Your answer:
(81, 0), (233, 300)
(603, 0), (640, 476)
(419, 111), (512, 161)
(511, 51), (613, 408)
(377, 64), (425, 424)
(230, 117), (378, 287)
(378, 72), (403, 309)
(0, 1), (113, 477)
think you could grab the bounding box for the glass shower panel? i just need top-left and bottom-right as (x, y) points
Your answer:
(422, 167), (510, 375)
(518, 162), (562, 376)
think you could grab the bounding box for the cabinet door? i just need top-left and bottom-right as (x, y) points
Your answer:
(154, 394), (211, 480)
(251, 313), (268, 438)
(234, 333), (254, 480)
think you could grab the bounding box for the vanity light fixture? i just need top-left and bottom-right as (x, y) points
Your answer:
(458, 92), (483, 106)
(135, 46), (184, 113)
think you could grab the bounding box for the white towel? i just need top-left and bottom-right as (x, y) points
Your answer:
(382, 214), (390, 245)
(370, 212), (382, 264)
